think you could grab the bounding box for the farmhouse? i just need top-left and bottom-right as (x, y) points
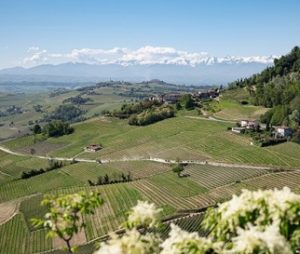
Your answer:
(275, 126), (292, 138)
(240, 120), (259, 130)
(84, 144), (102, 152)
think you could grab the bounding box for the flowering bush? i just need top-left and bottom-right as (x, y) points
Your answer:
(160, 224), (212, 254)
(95, 188), (300, 254)
(97, 229), (161, 254)
(203, 187), (300, 252)
(126, 200), (162, 229)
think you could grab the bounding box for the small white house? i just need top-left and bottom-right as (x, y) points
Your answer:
(240, 120), (249, 127)
(232, 127), (245, 134)
(275, 126), (292, 138)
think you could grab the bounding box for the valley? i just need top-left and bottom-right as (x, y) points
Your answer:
(1, 83), (300, 253)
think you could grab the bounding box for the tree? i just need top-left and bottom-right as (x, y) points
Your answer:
(180, 94), (194, 110)
(30, 148), (36, 155)
(289, 109), (300, 129)
(172, 163), (184, 177)
(175, 102), (182, 110)
(32, 191), (103, 253)
(33, 124), (42, 134)
(42, 120), (74, 137)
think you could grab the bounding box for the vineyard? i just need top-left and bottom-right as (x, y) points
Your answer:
(0, 170), (81, 202)
(3, 116), (300, 167)
(1, 162), (300, 253)
(61, 160), (171, 182)
(0, 214), (52, 254)
(0, 152), (48, 180)
(1, 114), (300, 254)
(185, 164), (269, 189)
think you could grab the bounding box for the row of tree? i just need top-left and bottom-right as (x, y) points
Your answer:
(21, 160), (63, 179)
(88, 172), (132, 186)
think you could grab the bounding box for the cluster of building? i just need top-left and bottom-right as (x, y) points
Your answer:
(148, 89), (220, 104)
(192, 89), (220, 100)
(231, 120), (260, 134)
(231, 119), (293, 138)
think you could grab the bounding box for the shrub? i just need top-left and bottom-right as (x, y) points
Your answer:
(42, 120), (74, 137)
(129, 105), (175, 126)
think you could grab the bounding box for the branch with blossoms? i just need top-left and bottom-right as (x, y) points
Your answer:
(94, 188), (300, 254)
(32, 191), (103, 253)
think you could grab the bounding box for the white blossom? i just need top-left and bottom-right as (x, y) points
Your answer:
(127, 200), (162, 228)
(161, 224), (212, 254)
(230, 223), (292, 254)
(95, 229), (160, 254)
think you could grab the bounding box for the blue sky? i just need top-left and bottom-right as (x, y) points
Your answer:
(0, 0), (299, 68)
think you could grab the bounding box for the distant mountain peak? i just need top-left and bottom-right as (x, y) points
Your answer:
(0, 61), (272, 85)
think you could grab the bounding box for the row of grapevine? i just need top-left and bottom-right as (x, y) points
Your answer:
(186, 164), (268, 189)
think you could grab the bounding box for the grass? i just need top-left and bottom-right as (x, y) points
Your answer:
(202, 88), (268, 121)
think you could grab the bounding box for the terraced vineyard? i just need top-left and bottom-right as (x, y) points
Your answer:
(1, 160), (300, 254)
(185, 164), (269, 189)
(0, 151), (48, 180)
(0, 170), (82, 202)
(61, 160), (171, 182)
(0, 214), (52, 254)
(3, 116), (300, 167)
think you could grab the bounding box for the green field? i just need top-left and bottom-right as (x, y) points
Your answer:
(204, 88), (268, 121)
(4, 115), (300, 167)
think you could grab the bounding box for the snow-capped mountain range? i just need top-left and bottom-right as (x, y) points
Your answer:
(0, 46), (276, 85)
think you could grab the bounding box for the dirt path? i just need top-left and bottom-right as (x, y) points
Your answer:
(185, 115), (236, 124)
(0, 200), (19, 225)
(0, 170), (12, 177)
(0, 145), (277, 171)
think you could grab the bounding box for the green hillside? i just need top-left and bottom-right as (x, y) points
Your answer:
(228, 46), (300, 132)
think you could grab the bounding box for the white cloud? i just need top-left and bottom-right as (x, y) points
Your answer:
(23, 49), (48, 64)
(22, 46), (277, 67)
(27, 46), (40, 53)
